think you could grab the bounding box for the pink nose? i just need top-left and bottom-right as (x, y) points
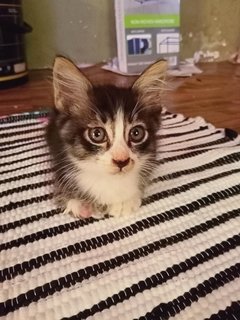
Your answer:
(112, 158), (130, 170)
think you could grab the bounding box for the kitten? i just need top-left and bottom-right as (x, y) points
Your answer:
(46, 57), (166, 218)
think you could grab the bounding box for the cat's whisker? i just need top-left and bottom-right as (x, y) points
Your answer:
(132, 102), (162, 116)
(94, 159), (113, 166)
(131, 100), (142, 118)
(146, 87), (171, 93)
(57, 170), (80, 192)
(140, 161), (157, 174)
(53, 162), (77, 174)
(56, 168), (79, 181)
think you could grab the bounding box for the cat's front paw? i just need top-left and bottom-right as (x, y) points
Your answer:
(109, 196), (141, 217)
(63, 199), (92, 218)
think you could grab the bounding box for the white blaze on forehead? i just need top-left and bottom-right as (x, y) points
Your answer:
(111, 109), (129, 161)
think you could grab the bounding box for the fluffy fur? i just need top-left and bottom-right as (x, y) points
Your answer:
(46, 57), (167, 218)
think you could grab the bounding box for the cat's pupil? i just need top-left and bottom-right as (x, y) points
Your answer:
(133, 129), (139, 136)
(94, 129), (101, 137)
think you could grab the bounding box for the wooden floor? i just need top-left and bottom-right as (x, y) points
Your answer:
(0, 62), (240, 132)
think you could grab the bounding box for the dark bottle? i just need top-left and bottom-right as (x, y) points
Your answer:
(0, 0), (32, 89)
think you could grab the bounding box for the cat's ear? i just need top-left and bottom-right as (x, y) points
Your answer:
(132, 60), (167, 106)
(53, 57), (92, 113)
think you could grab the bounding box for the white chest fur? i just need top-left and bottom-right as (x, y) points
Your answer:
(76, 162), (140, 205)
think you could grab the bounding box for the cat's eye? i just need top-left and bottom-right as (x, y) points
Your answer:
(88, 127), (106, 144)
(129, 125), (146, 144)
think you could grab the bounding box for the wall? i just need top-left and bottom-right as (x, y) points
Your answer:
(22, 0), (116, 68)
(23, 0), (240, 69)
(181, 0), (240, 62)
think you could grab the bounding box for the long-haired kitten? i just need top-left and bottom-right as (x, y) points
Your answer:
(46, 57), (167, 218)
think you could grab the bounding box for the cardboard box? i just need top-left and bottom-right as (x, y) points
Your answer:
(115, 0), (180, 73)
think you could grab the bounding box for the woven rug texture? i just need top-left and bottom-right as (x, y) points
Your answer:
(0, 109), (240, 320)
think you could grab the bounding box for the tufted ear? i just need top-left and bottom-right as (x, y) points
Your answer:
(132, 60), (167, 107)
(53, 57), (92, 113)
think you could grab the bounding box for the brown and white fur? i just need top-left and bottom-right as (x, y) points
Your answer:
(46, 57), (167, 218)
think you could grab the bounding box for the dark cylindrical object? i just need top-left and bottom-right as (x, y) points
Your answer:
(0, 0), (32, 89)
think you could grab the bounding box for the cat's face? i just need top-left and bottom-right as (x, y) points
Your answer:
(52, 57), (166, 182)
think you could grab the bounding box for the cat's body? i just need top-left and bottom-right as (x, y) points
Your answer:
(46, 57), (166, 218)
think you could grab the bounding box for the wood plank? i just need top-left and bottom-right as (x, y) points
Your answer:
(0, 62), (240, 132)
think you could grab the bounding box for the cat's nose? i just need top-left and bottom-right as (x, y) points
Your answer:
(112, 158), (130, 170)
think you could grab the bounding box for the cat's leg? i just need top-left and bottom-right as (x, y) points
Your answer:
(108, 195), (142, 217)
(55, 190), (93, 218)
(63, 199), (93, 218)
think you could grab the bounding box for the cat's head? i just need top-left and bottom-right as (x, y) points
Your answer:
(52, 57), (166, 180)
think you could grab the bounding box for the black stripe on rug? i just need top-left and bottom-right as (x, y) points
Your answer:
(145, 168), (240, 205)
(157, 126), (209, 139)
(225, 128), (239, 141)
(0, 168), (52, 185)
(161, 120), (195, 129)
(159, 131), (221, 147)
(0, 180), (52, 199)
(0, 159), (50, 176)
(0, 134), (45, 147)
(161, 114), (178, 121)
(0, 212), (99, 252)
(0, 208), (61, 233)
(138, 263), (240, 320)
(63, 234), (240, 319)
(0, 152), (50, 168)
(0, 214), (238, 316)
(0, 143), (48, 160)
(153, 151), (240, 183)
(0, 138), (45, 152)
(160, 110), (172, 117)
(0, 112), (48, 124)
(0, 193), (53, 214)
(158, 149), (209, 164)
(161, 117), (189, 127)
(157, 137), (235, 154)
(204, 300), (240, 320)
(0, 120), (45, 131)
(0, 126), (45, 139)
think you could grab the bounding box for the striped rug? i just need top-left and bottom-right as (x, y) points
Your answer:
(0, 109), (240, 320)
